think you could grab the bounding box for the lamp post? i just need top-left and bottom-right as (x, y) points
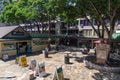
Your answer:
(55, 16), (61, 34)
(55, 16), (61, 50)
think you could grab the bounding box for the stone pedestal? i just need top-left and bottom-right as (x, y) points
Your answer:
(64, 56), (69, 64)
(96, 44), (110, 64)
(43, 50), (48, 58)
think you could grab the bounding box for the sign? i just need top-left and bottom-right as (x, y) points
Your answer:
(53, 69), (57, 80)
(96, 44), (110, 64)
(53, 66), (64, 80)
(15, 57), (19, 64)
(19, 55), (27, 67)
(12, 30), (24, 36)
(38, 62), (46, 77)
(2, 53), (9, 60)
(29, 59), (37, 71)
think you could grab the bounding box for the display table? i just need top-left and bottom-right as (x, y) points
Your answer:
(64, 51), (71, 56)
(64, 51), (71, 64)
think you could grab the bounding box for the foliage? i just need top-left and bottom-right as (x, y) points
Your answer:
(75, 0), (120, 42)
(0, 0), (37, 24)
(1, 0), (120, 41)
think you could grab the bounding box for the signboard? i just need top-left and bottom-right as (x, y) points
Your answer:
(96, 44), (110, 64)
(12, 30), (24, 36)
(2, 53), (9, 60)
(38, 62), (46, 77)
(29, 59), (37, 71)
(19, 55), (27, 67)
(53, 66), (64, 80)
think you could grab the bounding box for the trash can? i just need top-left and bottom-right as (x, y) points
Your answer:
(56, 46), (59, 51)
(64, 55), (69, 64)
(43, 50), (48, 58)
(15, 57), (19, 64)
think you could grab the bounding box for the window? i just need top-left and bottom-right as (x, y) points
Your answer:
(32, 39), (47, 46)
(2, 42), (16, 51)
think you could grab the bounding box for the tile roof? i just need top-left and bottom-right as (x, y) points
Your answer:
(0, 26), (18, 38)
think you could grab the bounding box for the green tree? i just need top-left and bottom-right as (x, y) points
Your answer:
(53, 0), (78, 24)
(75, 0), (120, 44)
(2, 0), (119, 44)
(1, 0), (36, 25)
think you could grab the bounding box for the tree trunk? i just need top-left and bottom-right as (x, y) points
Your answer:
(36, 22), (40, 33)
(47, 13), (51, 50)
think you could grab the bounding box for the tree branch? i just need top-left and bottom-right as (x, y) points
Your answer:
(90, 1), (109, 38)
(85, 16), (101, 38)
(109, 7), (118, 39)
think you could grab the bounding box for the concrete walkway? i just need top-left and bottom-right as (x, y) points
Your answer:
(0, 49), (118, 80)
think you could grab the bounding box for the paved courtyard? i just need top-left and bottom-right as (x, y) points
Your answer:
(0, 49), (119, 80)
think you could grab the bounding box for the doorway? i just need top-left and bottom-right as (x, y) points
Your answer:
(16, 42), (27, 56)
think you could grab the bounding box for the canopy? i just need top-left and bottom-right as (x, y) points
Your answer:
(112, 33), (120, 39)
(93, 39), (108, 44)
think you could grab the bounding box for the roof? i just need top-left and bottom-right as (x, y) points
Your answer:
(0, 23), (6, 27)
(0, 26), (18, 38)
(30, 33), (49, 38)
(0, 38), (31, 42)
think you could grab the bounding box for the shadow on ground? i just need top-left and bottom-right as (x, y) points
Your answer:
(43, 73), (51, 77)
(92, 71), (120, 80)
(64, 78), (70, 80)
(75, 56), (86, 63)
(1, 51), (42, 62)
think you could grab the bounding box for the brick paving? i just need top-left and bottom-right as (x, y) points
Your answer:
(0, 50), (119, 80)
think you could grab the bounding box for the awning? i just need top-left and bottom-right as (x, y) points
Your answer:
(112, 33), (120, 40)
(93, 39), (108, 44)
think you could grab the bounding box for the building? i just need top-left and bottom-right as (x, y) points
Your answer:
(50, 21), (79, 47)
(77, 18), (120, 48)
(0, 26), (47, 58)
(0, 0), (3, 14)
(77, 18), (109, 48)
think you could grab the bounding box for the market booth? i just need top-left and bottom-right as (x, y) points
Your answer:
(0, 26), (48, 59)
(0, 26), (33, 57)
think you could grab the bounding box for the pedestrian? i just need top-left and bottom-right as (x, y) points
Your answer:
(94, 47), (96, 56)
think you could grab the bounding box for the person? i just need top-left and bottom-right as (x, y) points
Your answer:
(45, 47), (49, 53)
(26, 44), (32, 54)
(56, 45), (59, 51)
(94, 47), (96, 56)
(81, 46), (88, 54)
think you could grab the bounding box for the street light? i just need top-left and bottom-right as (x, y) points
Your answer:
(55, 16), (61, 35)
(55, 16), (61, 48)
